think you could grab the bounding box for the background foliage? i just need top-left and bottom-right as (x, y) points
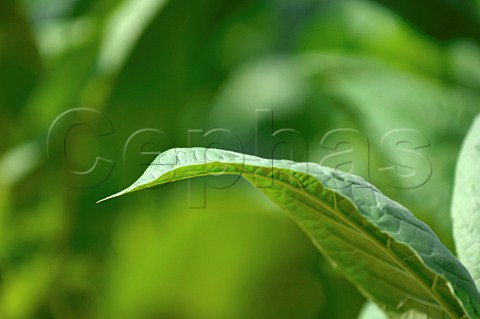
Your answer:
(1, 0), (480, 318)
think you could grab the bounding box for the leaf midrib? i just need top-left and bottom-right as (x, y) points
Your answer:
(291, 192), (444, 310)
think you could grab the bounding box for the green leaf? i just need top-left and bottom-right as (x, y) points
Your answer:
(100, 148), (480, 318)
(452, 115), (480, 291)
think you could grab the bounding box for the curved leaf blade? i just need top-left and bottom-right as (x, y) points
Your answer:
(452, 115), (480, 291)
(100, 148), (480, 318)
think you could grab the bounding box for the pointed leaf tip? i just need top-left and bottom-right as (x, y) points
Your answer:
(100, 147), (480, 318)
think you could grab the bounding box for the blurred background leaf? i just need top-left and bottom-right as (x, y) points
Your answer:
(1, 0), (480, 318)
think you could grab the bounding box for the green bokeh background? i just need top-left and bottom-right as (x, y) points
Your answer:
(1, 0), (480, 318)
